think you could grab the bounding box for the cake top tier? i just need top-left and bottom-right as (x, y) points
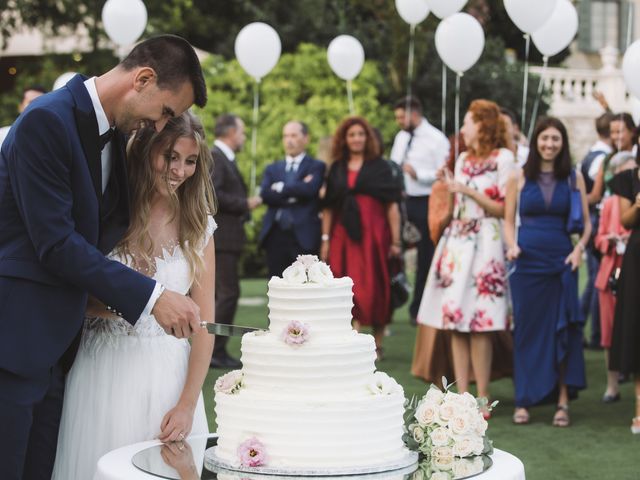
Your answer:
(269, 255), (346, 286)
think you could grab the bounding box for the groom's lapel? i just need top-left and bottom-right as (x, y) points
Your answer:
(68, 74), (102, 202)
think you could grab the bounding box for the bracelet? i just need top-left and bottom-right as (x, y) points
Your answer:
(321, 234), (330, 242)
(576, 242), (585, 252)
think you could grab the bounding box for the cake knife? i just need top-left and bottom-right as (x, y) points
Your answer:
(205, 323), (265, 336)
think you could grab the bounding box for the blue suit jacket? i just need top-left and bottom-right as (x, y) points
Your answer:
(259, 155), (325, 252)
(0, 75), (155, 377)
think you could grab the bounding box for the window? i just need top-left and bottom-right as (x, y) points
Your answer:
(578, 0), (633, 53)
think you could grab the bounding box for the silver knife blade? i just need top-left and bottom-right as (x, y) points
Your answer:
(206, 323), (265, 337)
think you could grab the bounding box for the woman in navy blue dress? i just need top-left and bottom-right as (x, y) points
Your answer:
(504, 117), (591, 426)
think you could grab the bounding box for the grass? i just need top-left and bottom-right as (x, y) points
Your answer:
(203, 278), (640, 480)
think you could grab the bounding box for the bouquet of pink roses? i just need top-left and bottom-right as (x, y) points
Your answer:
(404, 378), (496, 461)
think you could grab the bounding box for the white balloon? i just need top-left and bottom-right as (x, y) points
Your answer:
(435, 13), (485, 73)
(395, 0), (430, 26)
(327, 35), (365, 81)
(426, 0), (467, 19)
(504, 0), (557, 34)
(532, 0), (578, 58)
(102, 0), (147, 47)
(53, 72), (78, 90)
(623, 40), (640, 98)
(234, 22), (282, 81)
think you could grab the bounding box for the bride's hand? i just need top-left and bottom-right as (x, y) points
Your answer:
(158, 403), (194, 443)
(160, 442), (199, 479)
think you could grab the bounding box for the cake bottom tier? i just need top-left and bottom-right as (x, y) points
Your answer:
(214, 391), (408, 470)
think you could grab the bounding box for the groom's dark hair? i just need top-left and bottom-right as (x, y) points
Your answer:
(121, 34), (207, 108)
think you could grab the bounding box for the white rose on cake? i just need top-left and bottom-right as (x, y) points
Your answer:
(282, 262), (308, 284)
(296, 254), (319, 268)
(366, 371), (401, 395)
(307, 261), (334, 284)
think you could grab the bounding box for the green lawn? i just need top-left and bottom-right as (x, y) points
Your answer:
(203, 278), (640, 480)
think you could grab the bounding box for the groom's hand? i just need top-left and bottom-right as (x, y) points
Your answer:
(152, 289), (201, 338)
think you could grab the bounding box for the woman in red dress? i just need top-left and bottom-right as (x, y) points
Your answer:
(321, 116), (402, 358)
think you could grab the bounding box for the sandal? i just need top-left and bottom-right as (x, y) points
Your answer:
(512, 408), (530, 425)
(632, 417), (640, 435)
(552, 404), (570, 427)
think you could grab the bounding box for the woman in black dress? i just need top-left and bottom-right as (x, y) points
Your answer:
(608, 157), (640, 434)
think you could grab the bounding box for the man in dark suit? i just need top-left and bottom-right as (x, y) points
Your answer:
(259, 121), (325, 277)
(210, 114), (261, 369)
(0, 35), (207, 480)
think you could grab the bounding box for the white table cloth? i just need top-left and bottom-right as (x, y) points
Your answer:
(94, 439), (525, 480)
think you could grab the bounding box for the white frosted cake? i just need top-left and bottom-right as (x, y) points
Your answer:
(211, 256), (411, 473)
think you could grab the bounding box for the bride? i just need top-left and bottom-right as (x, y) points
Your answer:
(52, 111), (217, 479)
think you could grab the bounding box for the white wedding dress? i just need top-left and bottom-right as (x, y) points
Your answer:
(52, 217), (216, 480)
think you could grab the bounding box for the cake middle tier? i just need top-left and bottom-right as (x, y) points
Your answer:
(241, 331), (377, 398)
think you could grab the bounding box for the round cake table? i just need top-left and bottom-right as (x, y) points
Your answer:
(93, 434), (526, 480)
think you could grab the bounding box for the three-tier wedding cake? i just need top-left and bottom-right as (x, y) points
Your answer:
(209, 256), (413, 474)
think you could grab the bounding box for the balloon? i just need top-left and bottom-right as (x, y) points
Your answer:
(102, 0), (147, 47)
(622, 40), (640, 98)
(504, 0), (557, 34)
(426, 0), (467, 19)
(53, 72), (78, 90)
(327, 35), (365, 81)
(532, 0), (578, 58)
(234, 22), (282, 81)
(395, 0), (430, 26)
(435, 13), (485, 73)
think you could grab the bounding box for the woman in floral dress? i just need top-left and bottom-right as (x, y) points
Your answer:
(417, 100), (515, 413)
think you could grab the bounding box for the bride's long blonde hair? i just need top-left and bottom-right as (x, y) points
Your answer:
(116, 111), (217, 282)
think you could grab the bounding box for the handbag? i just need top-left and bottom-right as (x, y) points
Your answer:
(566, 170), (584, 234)
(428, 178), (454, 245)
(389, 257), (411, 310)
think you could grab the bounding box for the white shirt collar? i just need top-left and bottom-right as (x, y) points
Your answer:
(590, 139), (613, 154)
(286, 152), (306, 164)
(214, 139), (236, 161)
(83, 77), (111, 136)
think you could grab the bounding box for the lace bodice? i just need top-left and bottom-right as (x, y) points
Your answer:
(82, 216), (217, 349)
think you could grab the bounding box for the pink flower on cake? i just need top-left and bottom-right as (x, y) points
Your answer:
(281, 320), (310, 345)
(296, 254), (319, 268)
(214, 370), (243, 395)
(237, 437), (267, 467)
(307, 261), (334, 284)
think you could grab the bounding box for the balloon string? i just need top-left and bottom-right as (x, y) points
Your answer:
(442, 63), (447, 133)
(405, 24), (416, 126)
(455, 73), (461, 162)
(347, 79), (355, 115)
(521, 33), (531, 133)
(527, 56), (548, 142)
(250, 80), (260, 194)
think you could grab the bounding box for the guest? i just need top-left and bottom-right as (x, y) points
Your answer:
(504, 116), (591, 427)
(210, 114), (261, 369)
(588, 113), (636, 206)
(416, 100), (515, 413)
(321, 116), (402, 358)
(608, 151), (640, 434)
(500, 107), (528, 167)
(390, 96), (449, 324)
(594, 152), (634, 403)
(0, 84), (47, 147)
(259, 121), (325, 277)
(579, 112), (615, 349)
(52, 112), (217, 479)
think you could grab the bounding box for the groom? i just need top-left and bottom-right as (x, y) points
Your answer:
(0, 35), (207, 480)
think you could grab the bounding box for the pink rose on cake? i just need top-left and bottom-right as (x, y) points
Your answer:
(214, 370), (243, 395)
(237, 437), (267, 467)
(281, 320), (310, 345)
